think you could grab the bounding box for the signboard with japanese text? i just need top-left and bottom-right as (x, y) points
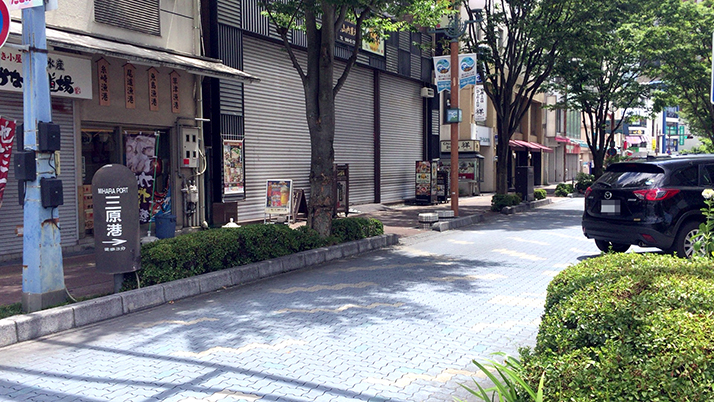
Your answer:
(433, 55), (451, 93)
(0, 51), (92, 99)
(474, 85), (486, 122)
(440, 140), (480, 153)
(124, 63), (136, 109)
(97, 58), (110, 105)
(265, 179), (292, 215)
(148, 67), (159, 111)
(7, 0), (43, 11)
(0, 117), (16, 209)
(92, 164), (141, 274)
(434, 54), (479, 93)
(458, 53), (477, 89)
(336, 21), (385, 56)
(125, 132), (157, 223)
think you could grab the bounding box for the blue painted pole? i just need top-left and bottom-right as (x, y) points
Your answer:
(21, 5), (65, 312)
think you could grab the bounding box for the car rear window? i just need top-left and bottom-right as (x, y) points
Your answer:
(597, 163), (665, 189)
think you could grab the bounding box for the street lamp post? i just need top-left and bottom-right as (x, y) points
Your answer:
(431, 8), (480, 217)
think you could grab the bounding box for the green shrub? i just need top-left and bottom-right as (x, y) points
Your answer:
(554, 183), (574, 197)
(331, 217), (384, 242)
(491, 193), (522, 212)
(523, 253), (714, 401)
(574, 172), (594, 193)
(133, 218), (383, 289)
(534, 188), (547, 200)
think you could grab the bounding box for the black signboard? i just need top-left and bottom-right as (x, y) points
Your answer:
(92, 164), (141, 274)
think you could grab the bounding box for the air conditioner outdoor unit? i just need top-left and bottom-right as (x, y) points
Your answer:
(420, 87), (435, 98)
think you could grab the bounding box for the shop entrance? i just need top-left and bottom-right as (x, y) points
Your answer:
(81, 128), (171, 237)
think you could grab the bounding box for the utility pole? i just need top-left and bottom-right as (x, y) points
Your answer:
(21, 4), (66, 312)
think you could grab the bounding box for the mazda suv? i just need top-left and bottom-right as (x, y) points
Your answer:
(582, 155), (714, 258)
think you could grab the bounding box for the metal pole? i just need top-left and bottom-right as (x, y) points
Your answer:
(450, 39), (459, 217)
(21, 6), (66, 312)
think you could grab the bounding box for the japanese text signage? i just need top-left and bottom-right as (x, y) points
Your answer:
(0, 117), (16, 209)
(0, 51), (92, 99)
(336, 20), (385, 56)
(265, 179), (292, 215)
(92, 164), (141, 274)
(433, 54), (479, 93)
(7, 0), (43, 10)
(440, 140), (480, 153)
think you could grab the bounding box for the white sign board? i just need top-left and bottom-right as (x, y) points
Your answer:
(0, 51), (93, 99)
(474, 85), (486, 122)
(7, 0), (43, 10)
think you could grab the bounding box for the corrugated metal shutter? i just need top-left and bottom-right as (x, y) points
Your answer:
(380, 75), (423, 203)
(334, 64), (374, 204)
(217, 0), (241, 28)
(240, 37), (376, 221)
(386, 45), (398, 74)
(220, 79), (244, 116)
(0, 94), (78, 257)
(94, 0), (160, 36)
(241, 37), (311, 222)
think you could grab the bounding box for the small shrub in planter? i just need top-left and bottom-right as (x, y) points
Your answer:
(534, 188), (547, 200)
(491, 193), (522, 212)
(574, 172), (594, 193)
(554, 183), (574, 197)
(331, 217), (384, 242)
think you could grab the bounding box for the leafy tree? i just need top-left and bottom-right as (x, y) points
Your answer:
(641, 0), (714, 143)
(259, 0), (447, 236)
(461, 0), (575, 194)
(549, 0), (655, 178)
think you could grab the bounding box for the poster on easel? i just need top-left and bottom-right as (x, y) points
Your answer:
(265, 179), (292, 215)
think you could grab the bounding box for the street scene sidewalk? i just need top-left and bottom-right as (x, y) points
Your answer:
(0, 190), (555, 308)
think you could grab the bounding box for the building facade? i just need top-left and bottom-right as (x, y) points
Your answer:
(0, 1), (254, 261)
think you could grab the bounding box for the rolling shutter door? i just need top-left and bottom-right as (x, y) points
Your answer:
(241, 37), (311, 222)
(0, 94), (78, 257)
(334, 64), (374, 205)
(380, 75), (423, 203)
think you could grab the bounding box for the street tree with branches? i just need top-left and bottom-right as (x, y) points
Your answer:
(259, 0), (447, 236)
(461, 0), (575, 194)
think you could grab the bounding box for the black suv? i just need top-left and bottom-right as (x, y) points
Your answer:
(582, 155), (714, 258)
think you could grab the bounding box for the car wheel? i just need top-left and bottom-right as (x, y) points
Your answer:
(595, 240), (630, 253)
(674, 221), (705, 259)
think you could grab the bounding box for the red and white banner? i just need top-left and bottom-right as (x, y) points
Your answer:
(0, 117), (17, 209)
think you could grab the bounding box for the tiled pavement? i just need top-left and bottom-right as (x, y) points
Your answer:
(0, 198), (608, 401)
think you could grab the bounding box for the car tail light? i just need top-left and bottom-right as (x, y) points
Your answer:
(584, 187), (592, 198)
(633, 188), (680, 201)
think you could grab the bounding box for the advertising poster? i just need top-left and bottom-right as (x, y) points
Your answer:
(265, 179), (292, 215)
(474, 85), (487, 122)
(415, 161), (431, 196)
(223, 140), (244, 195)
(0, 117), (16, 209)
(434, 54), (479, 92)
(125, 133), (157, 223)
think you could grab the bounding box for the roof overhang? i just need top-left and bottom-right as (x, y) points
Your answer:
(8, 20), (260, 83)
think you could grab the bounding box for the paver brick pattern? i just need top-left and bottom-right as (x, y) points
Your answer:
(0, 199), (611, 401)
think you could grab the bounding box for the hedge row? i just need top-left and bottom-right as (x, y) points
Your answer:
(491, 193), (522, 212)
(522, 253), (714, 400)
(130, 217), (384, 288)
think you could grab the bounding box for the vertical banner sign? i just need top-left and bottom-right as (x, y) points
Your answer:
(92, 164), (141, 274)
(0, 0), (9, 49)
(125, 133), (157, 223)
(124, 63), (136, 109)
(458, 54), (477, 89)
(265, 179), (292, 215)
(97, 58), (110, 106)
(223, 139), (244, 195)
(474, 85), (486, 122)
(148, 67), (159, 111)
(0, 117), (16, 209)
(170, 71), (180, 113)
(433, 55), (451, 93)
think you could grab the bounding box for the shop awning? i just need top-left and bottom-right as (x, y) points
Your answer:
(625, 136), (644, 144)
(509, 139), (553, 153)
(9, 21), (260, 83)
(554, 136), (570, 143)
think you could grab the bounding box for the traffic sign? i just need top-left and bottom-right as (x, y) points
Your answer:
(0, 0), (9, 49)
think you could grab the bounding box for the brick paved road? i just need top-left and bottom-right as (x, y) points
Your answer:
(0, 198), (605, 401)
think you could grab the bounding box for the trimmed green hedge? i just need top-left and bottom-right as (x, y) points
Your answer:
(554, 183), (574, 197)
(491, 193), (522, 212)
(534, 188), (547, 200)
(523, 253), (714, 401)
(130, 217), (384, 288)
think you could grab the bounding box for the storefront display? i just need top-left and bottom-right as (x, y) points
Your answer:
(415, 160), (438, 204)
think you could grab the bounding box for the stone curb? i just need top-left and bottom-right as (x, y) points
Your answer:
(431, 214), (485, 232)
(0, 233), (399, 348)
(501, 198), (553, 215)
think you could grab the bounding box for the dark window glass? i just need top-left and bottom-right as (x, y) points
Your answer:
(669, 165), (699, 186)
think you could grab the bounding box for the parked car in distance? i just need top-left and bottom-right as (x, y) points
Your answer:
(582, 155), (714, 258)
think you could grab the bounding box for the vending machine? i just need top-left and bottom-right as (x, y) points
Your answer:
(415, 161), (438, 204)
